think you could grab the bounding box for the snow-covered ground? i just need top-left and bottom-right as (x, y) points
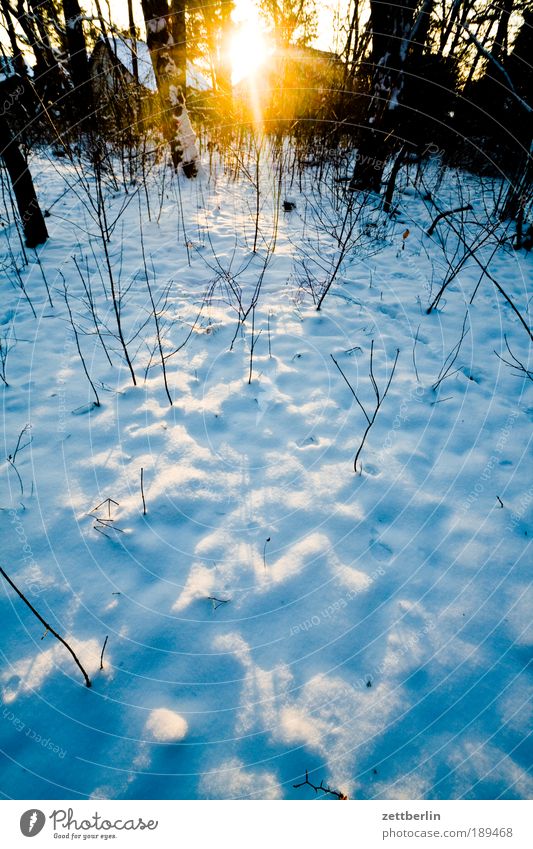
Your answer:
(0, 145), (531, 800)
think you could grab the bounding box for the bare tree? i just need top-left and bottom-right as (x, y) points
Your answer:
(141, 0), (199, 177)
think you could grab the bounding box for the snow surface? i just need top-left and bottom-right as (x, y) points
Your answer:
(0, 147), (531, 801)
(144, 709), (188, 742)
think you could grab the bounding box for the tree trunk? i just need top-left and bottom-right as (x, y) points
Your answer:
(141, 0), (199, 177)
(350, 0), (417, 193)
(500, 10), (533, 221)
(492, 0), (513, 64)
(127, 0), (139, 83)
(62, 0), (92, 118)
(0, 114), (48, 247)
(170, 0), (186, 90)
(217, 0), (233, 98)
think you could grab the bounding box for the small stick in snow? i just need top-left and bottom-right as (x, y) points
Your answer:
(92, 498), (119, 519)
(412, 324), (421, 383)
(248, 305), (262, 385)
(141, 467), (147, 516)
(100, 635), (109, 670)
(208, 597), (230, 610)
(0, 566), (92, 688)
(293, 769), (348, 800)
(93, 520), (124, 538)
(263, 537), (271, 570)
(496, 496), (504, 508)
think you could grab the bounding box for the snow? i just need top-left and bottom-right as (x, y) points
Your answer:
(0, 146), (531, 801)
(101, 36), (211, 92)
(144, 709), (188, 742)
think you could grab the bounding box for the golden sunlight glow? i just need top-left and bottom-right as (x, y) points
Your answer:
(230, 11), (270, 85)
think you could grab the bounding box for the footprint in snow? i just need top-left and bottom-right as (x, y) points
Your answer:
(369, 540), (393, 562)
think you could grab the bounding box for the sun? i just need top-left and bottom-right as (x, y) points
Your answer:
(230, 13), (270, 85)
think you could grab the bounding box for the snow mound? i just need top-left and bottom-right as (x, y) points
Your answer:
(144, 709), (188, 742)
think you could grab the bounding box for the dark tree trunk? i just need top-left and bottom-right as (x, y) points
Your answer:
(0, 114), (48, 247)
(409, 0), (435, 60)
(141, 0), (199, 176)
(170, 0), (186, 90)
(500, 10), (533, 221)
(62, 0), (92, 116)
(127, 0), (139, 83)
(350, 0), (417, 193)
(492, 0), (513, 64)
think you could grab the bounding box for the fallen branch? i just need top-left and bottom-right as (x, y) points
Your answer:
(293, 769), (348, 800)
(0, 565), (92, 687)
(427, 204), (472, 237)
(208, 597), (230, 610)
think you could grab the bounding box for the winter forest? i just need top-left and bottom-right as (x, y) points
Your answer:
(0, 0), (531, 802)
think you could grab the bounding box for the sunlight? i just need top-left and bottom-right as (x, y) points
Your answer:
(230, 13), (270, 85)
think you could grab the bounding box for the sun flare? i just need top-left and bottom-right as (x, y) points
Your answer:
(230, 18), (270, 85)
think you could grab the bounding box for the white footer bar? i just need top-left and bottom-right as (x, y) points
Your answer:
(2, 800), (531, 848)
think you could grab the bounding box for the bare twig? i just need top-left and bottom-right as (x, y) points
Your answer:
(92, 498), (119, 518)
(462, 27), (533, 115)
(62, 282), (101, 408)
(208, 597), (230, 610)
(427, 205), (473, 237)
(0, 565), (92, 687)
(11, 423), (32, 464)
(100, 635), (108, 670)
(495, 335), (533, 382)
(412, 324), (421, 383)
(139, 202), (172, 405)
(6, 424), (32, 497)
(140, 467), (147, 515)
(332, 342), (400, 474)
(293, 769), (348, 800)
(433, 311), (470, 391)
(263, 537), (271, 570)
